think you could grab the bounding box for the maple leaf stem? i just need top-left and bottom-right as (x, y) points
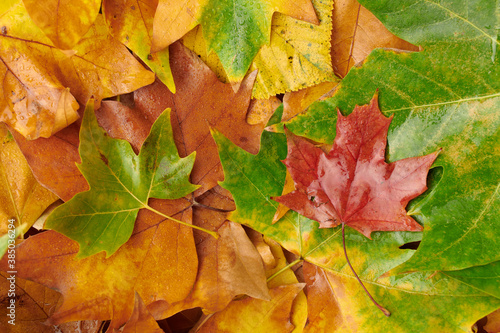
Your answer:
(144, 204), (219, 239)
(342, 223), (391, 317)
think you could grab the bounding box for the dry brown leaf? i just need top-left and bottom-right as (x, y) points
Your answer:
(330, 0), (419, 78)
(120, 293), (164, 333)
(485, 308), (500, 333)
(302, 262), (346, 332)
(149, 187), (270, 318)
(0, 272), (63, 333)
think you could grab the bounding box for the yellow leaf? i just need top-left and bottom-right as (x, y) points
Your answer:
(103, 0), (176, 92)
(0, 123), (58, 239)
(181, 0), (336, 99)
(0, 0), (80, 139)
(197, 284), (305, 333)
(22, 0), (101, 49)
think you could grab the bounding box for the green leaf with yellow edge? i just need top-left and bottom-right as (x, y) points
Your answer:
(152, 0), (319, 84)
(22, 0), (101, 49)
(0, 123), (58, 243)
(214, 126), (500, 332)
(280, 0), (500, 273)
(45, 100), (211, 258)
(103, 0), (176, 92)
(181, 0), (336, 98)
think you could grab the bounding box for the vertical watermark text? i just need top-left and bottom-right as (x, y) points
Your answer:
(6, 218), (16, 325)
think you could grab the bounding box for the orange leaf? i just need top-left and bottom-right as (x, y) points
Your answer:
(0, 198), (198, 330)
(330, 0), (419, 77)
(120, 293), (164, 333)
(302, 262), (347, 332)
(149, 187), (270, 318)
(196, 284), (305, 332)
(22, 0), (101, 49)
(0, 1), (154, 139)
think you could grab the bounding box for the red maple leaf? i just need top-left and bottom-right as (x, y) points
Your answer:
(273, 95), (440, 238)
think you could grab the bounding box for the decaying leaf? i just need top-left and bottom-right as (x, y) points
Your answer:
(274, 95), (439, 238)
(152, 0), (318, 84)
(45, 100), (199, 258)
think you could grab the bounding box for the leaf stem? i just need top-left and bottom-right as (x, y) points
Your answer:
(144, 204), (219, 239)
(342, 223), (390, 317)
(266, 258), (302, 282)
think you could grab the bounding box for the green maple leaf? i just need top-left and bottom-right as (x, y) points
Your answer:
(45, 101), (216, 258)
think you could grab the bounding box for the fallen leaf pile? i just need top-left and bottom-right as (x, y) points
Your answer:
(0, 0), (499, 332)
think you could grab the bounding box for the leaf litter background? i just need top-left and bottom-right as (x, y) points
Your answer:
(0, 0), (499, 332)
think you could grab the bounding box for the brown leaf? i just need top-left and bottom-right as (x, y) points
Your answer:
(485, 308), (500, 333)
(302, 262), (346, 332)
(0, 198), (198, 331)
(149, 187), (270, 318)
(0, 272), (62, 333)
(330, 0), (419, 77)
(273, 95), (439, 238)
(120, 293), (164, 333)
(196, 284), (305, 332)
(133, 42), (264, 194)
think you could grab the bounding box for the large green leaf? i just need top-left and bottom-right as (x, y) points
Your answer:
(281, 0), (500, 273)
(45, 101), (199, 258)
(214, 129), (500, 332)
(444, 260), (500, 300)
